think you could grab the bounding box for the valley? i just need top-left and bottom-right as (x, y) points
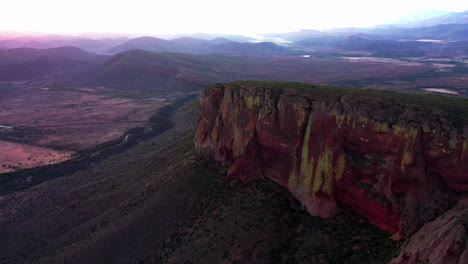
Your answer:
(0, 82), (194, 173)
(3, 46), (465, 174)
(0, 49), (466, 174)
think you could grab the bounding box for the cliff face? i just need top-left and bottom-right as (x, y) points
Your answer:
(390, 198), (468, 264)
(195, 81), (468, 237)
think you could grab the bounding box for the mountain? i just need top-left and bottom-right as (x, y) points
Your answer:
(107, 36), (180, 54)
(293, 24), (468, 57)
(394, 9), (452, 25)
(209, 37), (234, 44)
(407, 10), (468, 27)
(169, 37), (213, 53)
(0, 37), (128, 53)
(170, 37), (211, 46)
(0, 47), (439, 93)
(187, 33), (255, 42)
(277, 19), (468, 44)
(0, 37), (50, 49)
(43, 38), (129, 53)
(0, 46), (106, 64)
(106, 36), (298, 56)
(0, 47), (106, 81)
(338, 24), (468, 41)
(380, 24), (468, 41)
(79, 49), (429, 92)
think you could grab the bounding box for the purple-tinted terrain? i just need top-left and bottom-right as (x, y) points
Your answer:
(0, 9), (467, 264)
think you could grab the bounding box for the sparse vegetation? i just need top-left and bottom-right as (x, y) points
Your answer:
(220, 81), (468, 133)
(157, 164), (402, 264)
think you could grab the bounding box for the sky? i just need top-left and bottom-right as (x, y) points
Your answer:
(1, 0), (467, 36)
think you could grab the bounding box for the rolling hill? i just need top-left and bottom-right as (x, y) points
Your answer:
(0, 37), (129, 54)
(107, 36), (298, 56)
(107, 36), (181, 54)
(0, 47), (440, 94)
(0, 46), (107, 64)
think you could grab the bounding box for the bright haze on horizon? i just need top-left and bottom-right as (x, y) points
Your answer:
(1, 0), (467, 36)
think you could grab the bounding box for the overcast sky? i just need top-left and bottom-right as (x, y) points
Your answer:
(1, 0), (466, 35)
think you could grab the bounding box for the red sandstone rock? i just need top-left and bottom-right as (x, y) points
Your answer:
(390, 197), (468, 264)
(195, 81), (467, 237)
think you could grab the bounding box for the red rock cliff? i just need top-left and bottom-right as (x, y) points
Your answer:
(390, 197), (468, 264)
(195, 81), (468, 237)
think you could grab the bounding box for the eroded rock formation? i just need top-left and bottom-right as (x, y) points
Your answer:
(390, 197), (468, 264)
(195, 81), (467, 238)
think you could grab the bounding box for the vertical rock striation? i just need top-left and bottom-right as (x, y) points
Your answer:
(195, 81), (468, 237)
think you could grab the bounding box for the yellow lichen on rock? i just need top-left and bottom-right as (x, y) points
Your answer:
(312, 147), (334, 195)
(375, 122), (390, 133)
(331, 111), (346, 128)
(399, 128), (418, 171)
(295, 106), (307, 128)
(302, 156), (315, 194)
(400, 150), (413, 171)
(288, 170), (298, 194)
(392, 125), (407, 135)
(300, 113), (314, 193)
(244, 94), (262, 109)
(358, 116), (369, 123)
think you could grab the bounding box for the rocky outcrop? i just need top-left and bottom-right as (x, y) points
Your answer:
(195, 81), (468, 237)
(390, 197), (468, 264)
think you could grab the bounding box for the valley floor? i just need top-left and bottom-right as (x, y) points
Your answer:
(0, 82), (196, 173)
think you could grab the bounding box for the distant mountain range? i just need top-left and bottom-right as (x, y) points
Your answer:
(264, 10), (468, 42)
(404, 10), (468, 28)
(89, 36), (297, 56)
(269, 23), (468, 43)
(0, 35), (297, 57)
(0, 47), (304, 90)
(0, 37), (129, 53)
(0, 9), (467, 63)
(0, 46), (433, 92)
(393, 9), (452, 25)
(0, 46), (106, 81)
(0, 46), (106, 64)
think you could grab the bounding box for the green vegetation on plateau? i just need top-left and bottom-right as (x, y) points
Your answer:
(216, 81), (468, 133)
